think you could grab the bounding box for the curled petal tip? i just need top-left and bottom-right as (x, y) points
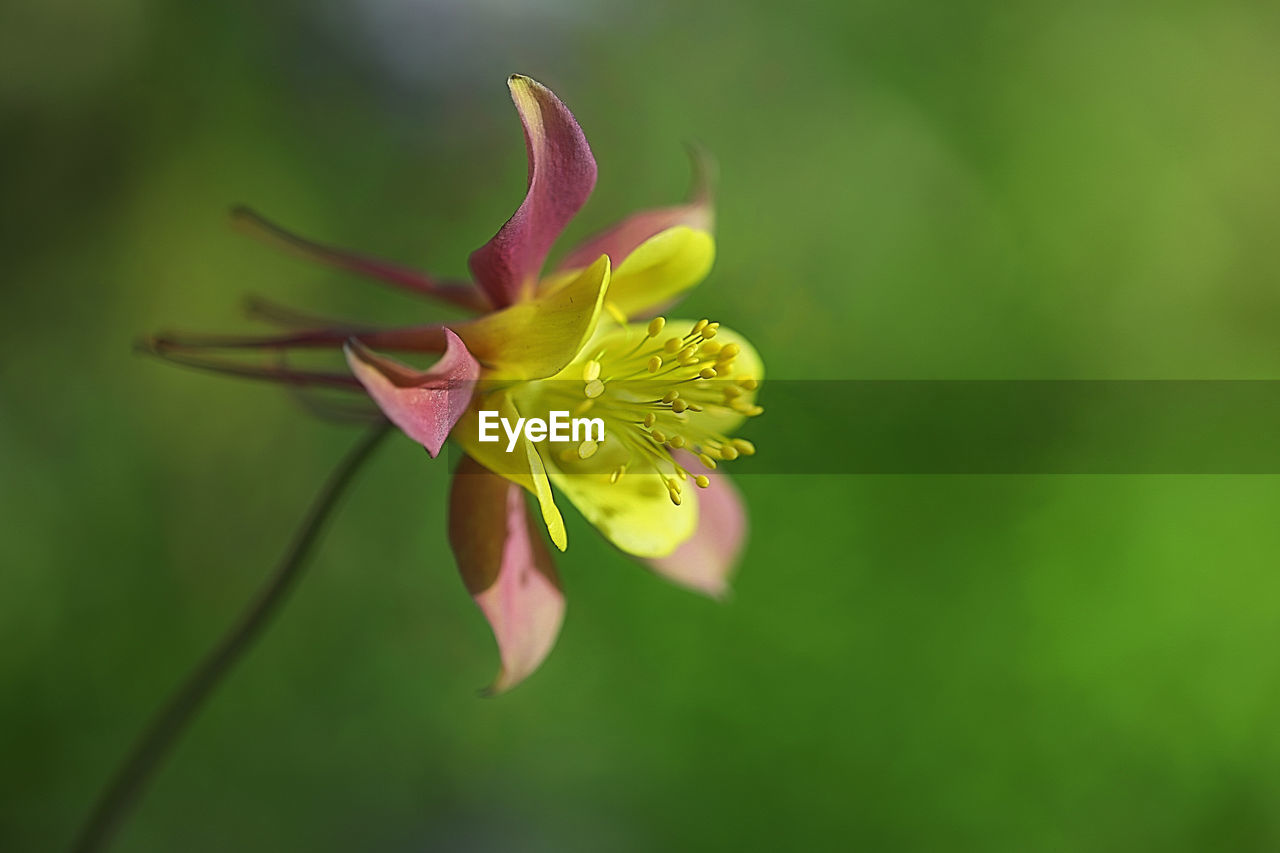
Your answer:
(344, 329), (480, 457)
(469, 75), (597, 308)
(681, 141), (717, 207)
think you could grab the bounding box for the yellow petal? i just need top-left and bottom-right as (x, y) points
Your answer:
(603, 226), (715, 318)
(452, 254), (610, 380)
(454, 391), (568, 551)
(548, 466), (698, 559)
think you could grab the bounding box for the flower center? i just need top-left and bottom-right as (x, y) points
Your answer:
(518, 317), (761, 505)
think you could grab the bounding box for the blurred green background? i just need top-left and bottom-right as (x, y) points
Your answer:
(4, 0), (1280, 849)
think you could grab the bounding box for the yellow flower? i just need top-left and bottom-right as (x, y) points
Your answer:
(146, 75), (762, 693)
(451, 308), (763, 560)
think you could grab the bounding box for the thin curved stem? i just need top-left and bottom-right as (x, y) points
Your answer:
(71, 420), (395, 853)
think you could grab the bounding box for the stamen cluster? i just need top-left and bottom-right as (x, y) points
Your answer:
(536, 317), (761, 505)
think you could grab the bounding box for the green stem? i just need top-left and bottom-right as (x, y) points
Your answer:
(71, 420), (394, 853)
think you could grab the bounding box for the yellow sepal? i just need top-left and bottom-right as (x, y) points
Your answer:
(453, 254), (610, 380)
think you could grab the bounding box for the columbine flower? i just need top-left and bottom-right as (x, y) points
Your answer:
(149, 75), (763, 692)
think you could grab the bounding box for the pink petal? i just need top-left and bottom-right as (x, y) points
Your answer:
(557, 144), (714, 272)
(343, 329), (479, 457)
(449, 456), (565, 694)
(645, 460), (747, 600)
(468, 75), (597, 308)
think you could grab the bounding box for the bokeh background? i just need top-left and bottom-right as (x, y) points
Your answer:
(4, 0), (1280, 849)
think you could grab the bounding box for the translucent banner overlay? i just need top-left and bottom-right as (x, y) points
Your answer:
(445, 381), (1280, 474)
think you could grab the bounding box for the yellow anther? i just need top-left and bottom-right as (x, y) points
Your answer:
(718, 343), (740, 360)
(694, 475), (710, 488)
(647, 355), (663, 373)
(699, 367), (717, 379)
(731, 438), (756, 456)
(686, 403), (703, 412)
(650, 429), (667, 444)
(582, 360), (601, 382)
(738, 377), (759, 391)
(666, 477), (681, 493)
(662, 391), (679, 404)
(671, 398), (688, 413)
(647, 316), (666, 337)
(698, 453), (717, 470)
(692, 319), (709, 335)
(609, 466), (625, 484)
(668, 435), (686, 449)
(702, 323), (719, 339)
(720, 445), (739, 461)
(573, 398), (595, 416)
(584, 379), (605, 398)
(577, 440), (599, 460)
(668, 488), (683, 506)
(604, 300), (628, 325)
(745, 404), (764, 416)
(723, 384), (742, 400)
(678, 346), (698, 364)
(716, 360), (736, 375)
(643, 412), (657, 427)
(699, 340), (722, 356)
(663, 337), (683, 354)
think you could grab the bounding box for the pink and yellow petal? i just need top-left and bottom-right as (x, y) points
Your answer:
(449, 456), (565, 694)
(454, 391), (568, 551)
(343, 328), (479, 457)
(452, 255), (610, 381)
(468, 75), (598, 308)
